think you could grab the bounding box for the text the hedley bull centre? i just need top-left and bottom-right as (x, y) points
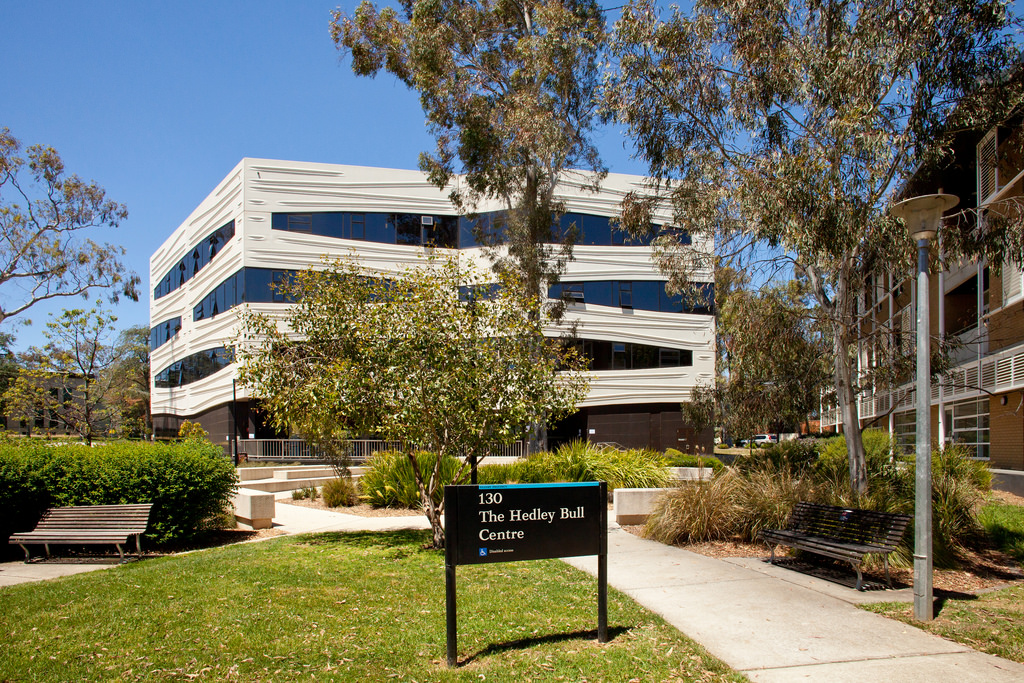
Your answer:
(477, 504), (586, 540)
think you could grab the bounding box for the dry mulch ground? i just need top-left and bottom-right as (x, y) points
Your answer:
(623, 489), (1024, 595)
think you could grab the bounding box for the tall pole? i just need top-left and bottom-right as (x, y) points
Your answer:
(231, 378), (239, 466)
(913, 238), (933, 621)
(890, 192), (956, 622)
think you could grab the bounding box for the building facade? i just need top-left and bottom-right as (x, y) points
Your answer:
(822, 111), (1024, 471)
(150, 159), (716, 452)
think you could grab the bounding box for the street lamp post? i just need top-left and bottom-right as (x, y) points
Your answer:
(889, 193), (958, 621)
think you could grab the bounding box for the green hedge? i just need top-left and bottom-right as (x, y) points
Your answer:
(362, 442), (672, 510)
(663, 448), (725, 473)
(0, 440), (238, 546)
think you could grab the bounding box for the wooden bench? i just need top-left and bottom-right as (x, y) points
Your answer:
(9, 504), (153, 563)
(758, 502), (911, 590)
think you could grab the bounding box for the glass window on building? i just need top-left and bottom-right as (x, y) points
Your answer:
(947, 398), (990, 459)
(893, 410), (916, 453)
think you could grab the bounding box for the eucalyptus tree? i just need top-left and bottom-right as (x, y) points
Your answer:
(236, 256), (590, 548)
(331, 0), (607, 303)
(0, 128), (139, 327)
(5, 307), (120, 444)
(683, 269), (831, 445)
(606, 0), (1021, 495)
(108, 325), (151, 437)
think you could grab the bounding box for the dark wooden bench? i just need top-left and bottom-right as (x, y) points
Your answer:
(758, 502), (911, 590)
(9, 504), (153, 563)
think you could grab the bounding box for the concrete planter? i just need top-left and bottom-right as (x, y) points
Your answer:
(231, 488), (276, 530)
(613, 487), (674, 526)
(669, 466), (714, 482)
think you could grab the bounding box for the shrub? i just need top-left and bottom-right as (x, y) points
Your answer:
(292, 486), (319, 501)
(477, 456), (554, 485)
(645, 430), (992, 568)
(322, 476), (360, 508)
(360, 451), (464, 508)
(930, 444), (991, 564)
(807, 433), (986, 566)
(663, 450), (725, 474)
(733, 439), (820, 477)
(177, 420), (209, 441)
(644, 473), (741, 544)
(0, 440), (238, 547)
(732, 466), (816, 542)
(547, 441), (670, 489)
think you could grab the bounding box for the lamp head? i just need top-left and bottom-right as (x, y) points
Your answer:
(889, 194), (959, 241)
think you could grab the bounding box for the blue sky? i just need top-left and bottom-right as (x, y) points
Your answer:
(1, 1), (646, 352)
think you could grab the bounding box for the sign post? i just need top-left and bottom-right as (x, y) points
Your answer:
(444, 482), (608, 667)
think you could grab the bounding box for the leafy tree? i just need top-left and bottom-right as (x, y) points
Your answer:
(5, 307), (119, 443)
(333, 1), (608, 449)
(108, 324), (151, 438)
(332, 1), (606, 298)
(684, 274), (831, 444)
(0, 332), (16, 429)
(236, 255), (590, 547)
(606, 0), (1021, 495)
(2, 365), (45, 436)
(0, 128), (139, 327)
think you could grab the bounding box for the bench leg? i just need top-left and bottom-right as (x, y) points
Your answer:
(851, 561), (864, 591)
(768, 544), (778, 564)
(136, 534), (142, 559)
(883, 557), (892, 589)
(44, 543), (50, 558)
(19, 543), (31, 562)
(115, 543), (125, 563)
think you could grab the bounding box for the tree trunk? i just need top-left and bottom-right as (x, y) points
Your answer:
(408, 450), (446, 549)
(834, 325), (868, 497)
(421, 495), (445, 549)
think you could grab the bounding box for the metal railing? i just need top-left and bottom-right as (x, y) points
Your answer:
(237, 438), (529, 464)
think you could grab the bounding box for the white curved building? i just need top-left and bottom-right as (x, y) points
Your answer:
(150, 158), (716, 452)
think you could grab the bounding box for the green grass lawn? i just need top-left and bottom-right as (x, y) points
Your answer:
(0, 530), (744, 682)
(979, 498), (1024, 564)
(863, 496), (1024, 664)
(863, 585), (1024, 664)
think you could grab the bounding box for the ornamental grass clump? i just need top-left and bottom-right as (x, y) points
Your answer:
(644, 471), (741, 544)
(547, 440), (670, 489)
(360, 450), (463, 509)
(731, 464), (815, 542)
(321, 476), (360, 508)
(477, 455), (554, 484)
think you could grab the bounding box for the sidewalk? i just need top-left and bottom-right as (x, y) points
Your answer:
(564, 525), (1024, 682)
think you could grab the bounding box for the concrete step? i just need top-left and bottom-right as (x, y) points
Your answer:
(238, 465), (366, 483)
(241, 475), (338, 493)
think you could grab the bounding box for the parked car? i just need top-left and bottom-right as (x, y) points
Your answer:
(751, 434), (778, 445)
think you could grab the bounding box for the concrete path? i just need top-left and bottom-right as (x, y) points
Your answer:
(564, 526), (1024, 682)
(0, 558), (122, 587)
(269, 498), (431, 535)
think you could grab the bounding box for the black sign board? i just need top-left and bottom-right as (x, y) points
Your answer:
(445, 482), (604, 565)
(443, 482), (608, 666)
